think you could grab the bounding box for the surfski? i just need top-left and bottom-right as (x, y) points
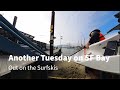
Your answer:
(71, 31), (120, 74)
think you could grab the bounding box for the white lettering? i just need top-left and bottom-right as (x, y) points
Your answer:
(67, 56), (71, 62)
(8, 55), (14, 61)
(41, 55), (45, 61)
(8, 55), (39, 61)
(105, 56), (110, 62)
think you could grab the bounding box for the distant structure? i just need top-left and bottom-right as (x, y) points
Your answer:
(0, 27), (48, 55)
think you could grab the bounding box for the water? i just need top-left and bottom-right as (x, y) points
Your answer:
(61, 47), (80, 56)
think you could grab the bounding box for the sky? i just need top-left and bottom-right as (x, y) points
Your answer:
(0, 11), (119, 46)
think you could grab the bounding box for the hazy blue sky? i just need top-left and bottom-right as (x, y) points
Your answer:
(0, 11), (119, 46)
(54, 11), (119, 46)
